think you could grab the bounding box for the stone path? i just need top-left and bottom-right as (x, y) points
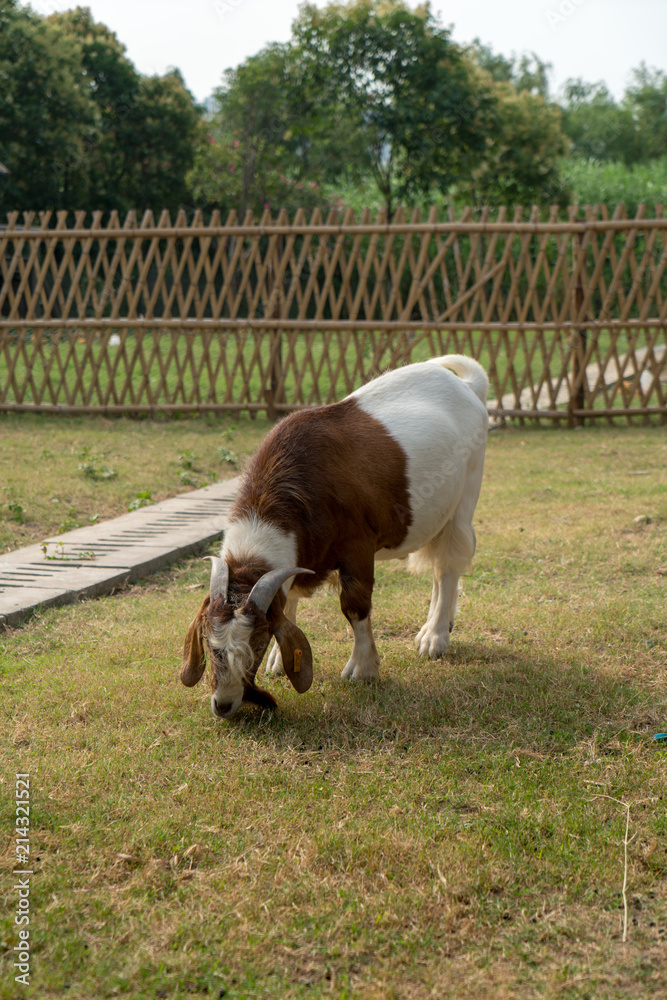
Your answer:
(488, 344), (666, 413)
(0, 478), (240, 628)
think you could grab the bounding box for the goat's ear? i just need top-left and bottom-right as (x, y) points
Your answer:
(274, 618), (313, 694)
(181, 596), (210, 686)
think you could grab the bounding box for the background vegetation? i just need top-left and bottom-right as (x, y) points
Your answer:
(1, 0), (666, 220)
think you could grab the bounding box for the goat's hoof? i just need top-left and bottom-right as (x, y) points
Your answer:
(416, 631), (450, 659)
(341, 659), (380, 683)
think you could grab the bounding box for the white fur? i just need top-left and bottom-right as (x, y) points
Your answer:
(341, 615), (381, 681)
(351, 356), (488, 560)
(209, 615), (254, 718)
(351, 355), (488, 657)
(222, 515), (298, 595)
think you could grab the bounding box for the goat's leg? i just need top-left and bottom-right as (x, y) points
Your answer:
(265, 592), (299, 676)
(416, 515), (477, 658)
(415, 575), (441, 647)
(338, 550), (380, 682)
(416, 570), (460, 658)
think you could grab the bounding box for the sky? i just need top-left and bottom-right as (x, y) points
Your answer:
(28, 0), (667, 105)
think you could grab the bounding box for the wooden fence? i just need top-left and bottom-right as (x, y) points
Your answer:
(1, 205), (666, 422)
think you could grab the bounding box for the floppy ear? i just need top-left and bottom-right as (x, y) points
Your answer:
(273, 614), (313, 694)
(181, 596), (210, 686)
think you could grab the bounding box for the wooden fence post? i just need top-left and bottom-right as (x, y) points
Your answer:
(569, 226), (588, 427)
(265, 227), (285, 421)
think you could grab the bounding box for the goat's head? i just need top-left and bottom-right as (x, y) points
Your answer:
(181, 558), (314, 719)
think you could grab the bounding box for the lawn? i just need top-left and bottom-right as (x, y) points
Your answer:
(1, 417), (666, 999)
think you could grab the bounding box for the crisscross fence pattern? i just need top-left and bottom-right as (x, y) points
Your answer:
(1, 205), (666, 422)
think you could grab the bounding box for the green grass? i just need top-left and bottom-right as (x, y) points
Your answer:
(1, 422), (667, 999)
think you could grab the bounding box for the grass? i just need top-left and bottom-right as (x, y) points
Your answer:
(0, 413), (269, 552)
(1, 419), (667, 999)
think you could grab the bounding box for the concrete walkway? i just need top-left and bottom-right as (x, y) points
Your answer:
(488, 344), (666, 413)
(0, 478), (240, 629)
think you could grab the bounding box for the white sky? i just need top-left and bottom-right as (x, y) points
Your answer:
(28, 0), (667, 104)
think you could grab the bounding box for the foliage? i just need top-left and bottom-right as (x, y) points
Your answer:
(127, 491), (153, 511)
(187, 44), (328, 218)
(191, 10), (572, 218)
(624, 64), (667, 163)
(77, 448), (117, 481)
(452, 75), (569, 209)
(0, 1), (98, 209)
(1, 0), (665, 219)
(561, 156), (667, 216)
(467, 39), (552, 99)
(560, 79), (641, 165)
(292, 0), (495, 219)
(560, 66), (667, 168)
(0, 2), (202, 215)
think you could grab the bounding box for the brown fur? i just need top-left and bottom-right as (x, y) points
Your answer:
(230, 398), (412, 624)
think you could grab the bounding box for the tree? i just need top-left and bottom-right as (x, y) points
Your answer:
(189, 44), (322, 217)
(50, 7), (202, 215)
(188, 42), (358, 217)
(624, 64), (667, 162)
(560, 79), (640, 164)
(0, 3), (202, 214)
(292, 0), (495, 218)
(454, 41), (569, 208)
(0, 1), (97, 210)
(456, 82), (569, 208)
(469, 40), (552, 99)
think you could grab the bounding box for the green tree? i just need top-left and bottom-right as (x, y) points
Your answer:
(188, 42), (359, 217)
(50, 7), (202, 215)
(624, 64), (667, 162)
(292, 0), (495, 218)
(469, 40), (552, 99)
(119, 70), (203, 214)
(189, 44), (326, 217)
(560, 79), (639, 164)
(47, 6), (140, 210)
(457, 81), (569, 208)
(0, 1), (97, 210)
(0, 3), (202, 215)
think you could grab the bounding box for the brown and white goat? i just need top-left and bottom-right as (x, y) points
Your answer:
(181, 354), (489, 718)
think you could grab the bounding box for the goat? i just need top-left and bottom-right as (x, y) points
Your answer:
(181, 354), (489, 719)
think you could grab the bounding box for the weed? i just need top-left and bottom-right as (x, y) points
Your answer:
(57, 509), (79, 534)
(41, 542), (95, 560)
(76, 446), (117, 482)
(7, 500), (25, 523)
(128, 491), (153, 512)
(178, 471), (199, 487)
(218, 446), (238, 467)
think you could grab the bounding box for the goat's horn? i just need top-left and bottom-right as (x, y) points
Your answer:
(205, 556), (229, 601)
(248, 566), (314, 614)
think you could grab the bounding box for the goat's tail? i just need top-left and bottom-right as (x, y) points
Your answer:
(429, 354), (489, 403)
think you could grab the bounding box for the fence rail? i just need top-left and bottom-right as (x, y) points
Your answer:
(1, 205), (666, 422)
